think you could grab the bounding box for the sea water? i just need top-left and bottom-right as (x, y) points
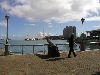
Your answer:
(0, 40), (85, 54)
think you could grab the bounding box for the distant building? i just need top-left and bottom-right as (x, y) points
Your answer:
(80, 33), (86, 39)
(63, 26), (76, 40)
(45, 35), (64, 40)
(86, 29), (100, 40)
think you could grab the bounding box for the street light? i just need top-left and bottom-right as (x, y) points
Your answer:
(81, 18), (85, 33)
(81, 18), (85, 25)
(4, 14), (9, 55)
(80, 18), (86, 51)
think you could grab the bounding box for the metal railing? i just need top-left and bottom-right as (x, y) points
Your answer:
(8, 44), (68, 55)
(0, 42), (100, 55)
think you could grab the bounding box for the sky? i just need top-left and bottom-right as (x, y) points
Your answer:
(0, 0), (100, 40)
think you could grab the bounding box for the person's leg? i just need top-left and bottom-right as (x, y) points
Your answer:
(68, 47), (72, 58)
(68, 51), (71, 58)
(73, 51), (76, 57)
(71, 47), (76, 57)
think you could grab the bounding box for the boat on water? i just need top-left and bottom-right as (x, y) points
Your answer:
(25, 35), (35, 41)
(25, 38), (35, 41)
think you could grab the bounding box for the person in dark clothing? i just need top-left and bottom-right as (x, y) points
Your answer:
(68, 34), (76, 58)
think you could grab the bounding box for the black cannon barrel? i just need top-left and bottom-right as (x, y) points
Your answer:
(46, 38), (60, 58)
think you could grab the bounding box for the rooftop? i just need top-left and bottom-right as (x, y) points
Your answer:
(86, 29), (100, 32)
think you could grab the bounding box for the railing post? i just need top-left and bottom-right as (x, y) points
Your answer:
(43, 45), (45, 54)
(22, 45), (23, 55)
(33, 45), (34, 54)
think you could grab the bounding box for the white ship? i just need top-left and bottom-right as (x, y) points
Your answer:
(25, 35), (35, 41)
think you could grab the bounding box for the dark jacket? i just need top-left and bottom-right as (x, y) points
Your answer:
(69, 35), (74, 47)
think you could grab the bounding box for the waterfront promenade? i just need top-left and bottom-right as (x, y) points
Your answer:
(0, 49), (100, 75)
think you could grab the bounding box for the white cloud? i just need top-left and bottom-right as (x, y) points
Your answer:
(0, 0), (100, 22)
(29, 23), (35, 26)
(0, 1), (11, 11)
(92, 25), (100, 29)
(0, 20), (7, 27)
(48, 22), (52, 25)
(0, 34), (6, 39)
(85, 16), (100, 21)
(24, 23), (36, 26)
(48, 25), (53, 28)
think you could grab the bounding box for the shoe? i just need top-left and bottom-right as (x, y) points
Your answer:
(74, 55), (77, 57)
(68, 56), (71, 58)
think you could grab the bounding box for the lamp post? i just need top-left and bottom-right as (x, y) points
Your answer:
(80, 18), (86, 51)
(81, 18), (85, 33)
(4, 14), (9, 55)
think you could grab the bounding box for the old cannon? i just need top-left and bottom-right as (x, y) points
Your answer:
(46, 38), (60, 58)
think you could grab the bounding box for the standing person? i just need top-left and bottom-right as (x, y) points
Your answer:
(68, 34), (76, 58)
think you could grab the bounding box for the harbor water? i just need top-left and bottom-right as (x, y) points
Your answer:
(0, 40), (80, 54)
(0, 40), (99, 54)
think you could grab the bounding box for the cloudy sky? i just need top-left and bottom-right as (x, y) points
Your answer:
(0, 0), (100, 39)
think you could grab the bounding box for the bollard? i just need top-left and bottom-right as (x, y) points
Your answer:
(22, 46), (23, 55)
(4, 44), (9, 55)
(33, 46), (34, 54)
